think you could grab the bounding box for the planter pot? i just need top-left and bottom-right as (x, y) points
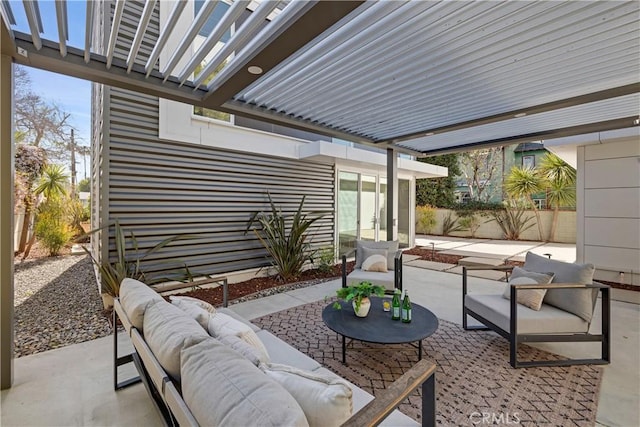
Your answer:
(353, 297), (371, 317)
(101, 293), (114, 310)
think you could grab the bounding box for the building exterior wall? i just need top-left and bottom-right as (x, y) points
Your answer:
(577, 138), (640, 286)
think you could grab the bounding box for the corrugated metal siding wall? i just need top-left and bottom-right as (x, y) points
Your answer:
(97, 1), (335, 279)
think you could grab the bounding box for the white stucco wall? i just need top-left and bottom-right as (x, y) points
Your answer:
(577, 137), (640, 287)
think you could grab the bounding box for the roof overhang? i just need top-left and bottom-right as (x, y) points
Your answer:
(1, 0), (638, 154)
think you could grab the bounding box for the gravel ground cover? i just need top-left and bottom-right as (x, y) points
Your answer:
(13, 255), (111, 358)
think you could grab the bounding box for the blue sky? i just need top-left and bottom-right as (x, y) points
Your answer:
(11, 1), (91, 179)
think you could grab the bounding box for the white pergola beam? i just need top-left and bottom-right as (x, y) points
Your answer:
(83, 0), (93, 63)
(161, 0), (218, 80)
(144, 0), (187, 77)
(177, 0), (249, 85)
(55, 0), (67, 57)
(126, 0), (156, 73)
(22, 0), (42, 50)
(194, 0), (280, 89)
(105, 0), (125, 69)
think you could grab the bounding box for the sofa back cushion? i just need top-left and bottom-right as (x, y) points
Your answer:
(143, 301), (209, 382)
(523, 252), (597, 322)
(355, 240), (399, 270)
(119, 278), (164, 330)
(181, 338), (309, 427)
(261, 363), (352, 427)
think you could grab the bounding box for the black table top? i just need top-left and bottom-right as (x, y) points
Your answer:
(322, 297), (439, 345)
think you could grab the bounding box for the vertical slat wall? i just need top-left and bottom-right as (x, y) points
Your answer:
(96, 1), (335, 279)
(106, 89), (334, 277)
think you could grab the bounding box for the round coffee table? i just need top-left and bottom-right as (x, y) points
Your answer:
(322, 296), (439, 364)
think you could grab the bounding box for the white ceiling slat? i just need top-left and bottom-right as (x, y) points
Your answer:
(177, 0), (249, 86)
(22, 0), (43, 50)
(105, 0), (125, 69)
(239, 0), (405, 104)
(161, 0), (219, 81)
(126, 0), (157, 73)
(0, 1), (16, 40)
(144, 0), (187, 77)
(193, 0), (280, 89)
(291, 2), (629, 122)
(83, 0), (94, 63)
(207, 0), (316, 92)
(55, 0), (67, 57)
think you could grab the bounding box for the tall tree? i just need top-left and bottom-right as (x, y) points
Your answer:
(14, 144), (47, 252)
(539, 153), (576, 242)
(504, 166), (546, 241)
(459, 147), (502, 202)
(416, 153), (461, 207)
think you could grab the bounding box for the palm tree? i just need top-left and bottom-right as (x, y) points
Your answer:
(34, 164), (69, 200)
(504, 166), (546, 241)
(539, 153), (576, 242)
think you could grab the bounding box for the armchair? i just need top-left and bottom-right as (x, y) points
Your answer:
(462, 252), (610, 368)
(341, 240), (403, 293)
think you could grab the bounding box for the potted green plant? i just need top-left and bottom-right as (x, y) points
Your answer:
(334, 281), (385, 317)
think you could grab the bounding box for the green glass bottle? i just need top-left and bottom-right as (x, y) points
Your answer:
(391, 289), (401, 320)
(401, 290), (412, 323)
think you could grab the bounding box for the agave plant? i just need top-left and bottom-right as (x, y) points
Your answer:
(83, 220), (192, 296)
(245, 192), (327, 282)
(486, 202), (535, 240)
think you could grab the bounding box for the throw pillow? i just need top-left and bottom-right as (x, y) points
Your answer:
(169, 295), (216, 313)
(181, 339), (308, 427)
(207, 312), (270, 362)
(502, 267), (554, 311)
(119, 278), (164, 330)
(171, 297), (211, 330)
(143, 301), (209, 382)
(218, 333), (270, 366)
(260, 363), (352, 427)
(524, 251), (597, 321)
(355, 240), (399, 270)
(361, 253), (388, 272)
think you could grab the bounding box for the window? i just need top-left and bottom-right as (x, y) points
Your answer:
(522, 155), (535, 169)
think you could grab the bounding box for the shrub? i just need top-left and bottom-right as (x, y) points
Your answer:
(316, 245), (335, 273)
(486, 203), (535, 240)
(442, 212), (465, 236)
(415, 205), (437, 234)
(246, 192), (327, 282)
(458, 214), (481, 238)
(35, 199), (72, 256)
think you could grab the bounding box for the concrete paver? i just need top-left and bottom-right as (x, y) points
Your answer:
(457, 257), (505, 267)
(404, 259), (456, 271)
(448, 265), (508, 281)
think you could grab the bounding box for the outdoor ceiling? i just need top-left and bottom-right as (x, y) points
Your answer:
(1, 0), (638, 155)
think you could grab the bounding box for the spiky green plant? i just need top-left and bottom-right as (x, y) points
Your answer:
(539, 153), (576, 241)
(486, 203), (536, 240)
(504, 166), (546, 241)
(441, 212), (465, 236)
(245, 192), (327, 282)
(34, 164), (68, 200)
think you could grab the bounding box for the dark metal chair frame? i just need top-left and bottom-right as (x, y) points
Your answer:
(462, 265), (611, 368)
(341, 248), (403, 293)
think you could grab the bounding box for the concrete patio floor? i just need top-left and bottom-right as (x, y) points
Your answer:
(2, 264), (638, 426)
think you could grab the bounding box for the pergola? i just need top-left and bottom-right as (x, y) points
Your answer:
(1, 0), (638, 388)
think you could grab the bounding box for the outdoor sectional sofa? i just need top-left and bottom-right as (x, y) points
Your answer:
(463, 251), (611, 368)
(113, 278), (436, 426)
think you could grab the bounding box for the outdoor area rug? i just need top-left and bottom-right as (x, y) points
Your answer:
(252, 300), (603, 426)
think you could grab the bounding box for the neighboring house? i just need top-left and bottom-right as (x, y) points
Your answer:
(454, 142), (551, 208)
(90, 1), (446, 280)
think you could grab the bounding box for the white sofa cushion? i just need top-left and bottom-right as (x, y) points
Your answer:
(218, 307), (261, 332)
(208, 312), (270, 361)
(256, 330), (321, 372)
(181, 338), (309, 427)
(170, 297), (210, 330)
(219, 333), (270, 366)
(119, 278), (164, 330)
(261, 363), (352, 427)
(346, 269), (395, 291)
(524, 252), (596, 322)
(465, 294), (589, 334)
(169, 295), (216, 313)
(356, 240), (399, 270)
(143, 301), (209, 382)
(502, 267), (554, 311)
